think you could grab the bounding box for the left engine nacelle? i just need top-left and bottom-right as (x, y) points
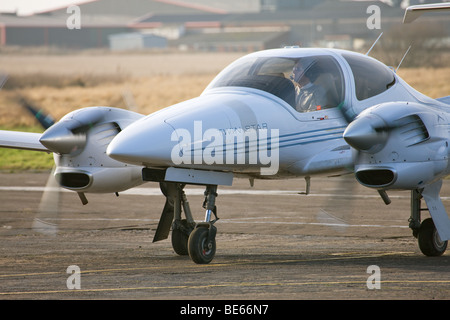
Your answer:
(344, 102), (450, 190)
(40, 106), (145, 193)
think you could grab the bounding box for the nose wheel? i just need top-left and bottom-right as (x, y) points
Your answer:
(188, 224), (217, 264)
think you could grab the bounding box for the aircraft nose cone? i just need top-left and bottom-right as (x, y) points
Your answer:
(107, 119), (175, 166)
(343, 115), (388, 151)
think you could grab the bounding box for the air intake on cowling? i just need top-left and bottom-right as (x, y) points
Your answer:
(396, 114), (429, 146)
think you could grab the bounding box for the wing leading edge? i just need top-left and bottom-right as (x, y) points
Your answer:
(0, 130), (48, 152)
(403, 2), (450, 23)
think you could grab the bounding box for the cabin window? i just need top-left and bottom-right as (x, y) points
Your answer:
(342, 53), (395, 101)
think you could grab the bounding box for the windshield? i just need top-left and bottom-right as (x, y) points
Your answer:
(206, 55), (345, 112)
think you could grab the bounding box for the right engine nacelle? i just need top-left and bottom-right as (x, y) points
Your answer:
(344, 102), (450, 190)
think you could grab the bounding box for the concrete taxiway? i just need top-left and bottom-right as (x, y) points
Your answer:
(0, 172), (449, 300)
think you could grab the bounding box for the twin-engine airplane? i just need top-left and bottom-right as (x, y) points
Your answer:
(1, 3), (450, 264)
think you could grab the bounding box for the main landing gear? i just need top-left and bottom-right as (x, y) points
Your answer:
(154, 182), (219, 264)
(409, 189), (448, 256)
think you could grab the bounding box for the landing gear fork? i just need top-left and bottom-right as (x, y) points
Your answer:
(188, 185), (219, 264)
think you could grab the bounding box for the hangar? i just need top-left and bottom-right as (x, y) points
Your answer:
(0, 0), (448, 52)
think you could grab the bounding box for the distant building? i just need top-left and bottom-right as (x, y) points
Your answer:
(108, 32), (167, 51)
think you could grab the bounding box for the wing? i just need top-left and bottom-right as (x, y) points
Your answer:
(437, 95), (450, 105)
(0, 130), (48, 152)
(403, 3), (450, 23)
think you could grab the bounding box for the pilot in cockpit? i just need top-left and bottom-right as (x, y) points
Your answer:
(291, 58), (327, 113)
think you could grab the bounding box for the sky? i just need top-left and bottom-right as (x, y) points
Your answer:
(0, 0), (93, 16)
(0, 0), (379, 16)
(0, 0), (416, 16)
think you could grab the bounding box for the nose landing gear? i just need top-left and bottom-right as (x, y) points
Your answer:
(155, 182), (219, 264)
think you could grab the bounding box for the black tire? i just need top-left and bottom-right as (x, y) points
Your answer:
(171, 219), (192, 256)
(188, 227), (216, 264)
(418, 218), (448, 257)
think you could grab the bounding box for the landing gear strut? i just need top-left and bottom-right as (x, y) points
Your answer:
(154, 182), (219, 264)
(409, 189), (448, 256)
(188, 185), (219, 264)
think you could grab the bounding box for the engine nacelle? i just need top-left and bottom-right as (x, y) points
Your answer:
(344, 101), (450, 190)
(42, 106), (146, 193)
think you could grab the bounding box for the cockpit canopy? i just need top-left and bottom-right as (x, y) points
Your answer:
(206, 54), (345, 113)
(205, 49), (398, 114)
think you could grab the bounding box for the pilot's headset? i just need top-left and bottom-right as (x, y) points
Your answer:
(291, 58), (318, 84)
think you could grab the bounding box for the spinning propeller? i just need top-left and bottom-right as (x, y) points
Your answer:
(16, 96), (61, 235)
(17, 93), (144, 236)
(343, 101), (450, 255)
(19, 98), (106, 234)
